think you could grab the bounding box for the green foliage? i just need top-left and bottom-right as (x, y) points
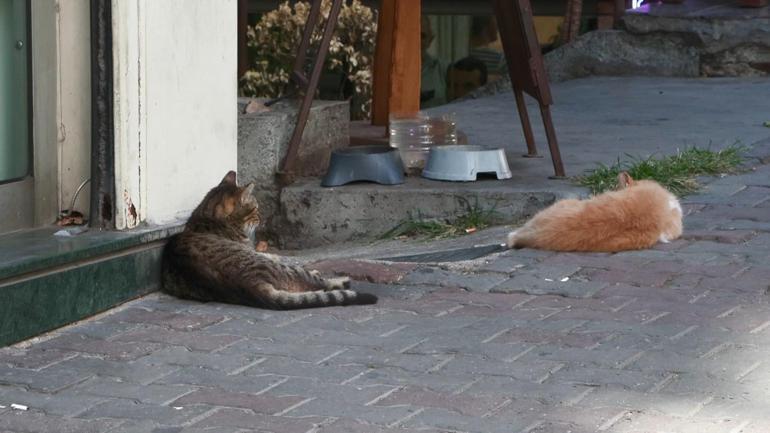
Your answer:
(576, 144), (746, 196)
(240, 0), (376, 119)
(380, 198), (500, 240)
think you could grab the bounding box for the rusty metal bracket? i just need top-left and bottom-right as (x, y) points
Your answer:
(276, 0), (344, 186)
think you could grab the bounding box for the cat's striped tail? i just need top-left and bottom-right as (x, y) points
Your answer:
(267, 287), (378, 310)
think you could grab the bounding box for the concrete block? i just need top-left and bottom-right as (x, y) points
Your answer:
(237, 98), (349, 236)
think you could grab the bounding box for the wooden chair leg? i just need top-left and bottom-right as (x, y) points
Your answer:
(539, 104), (566, 178)
(514, 87), (540, 158)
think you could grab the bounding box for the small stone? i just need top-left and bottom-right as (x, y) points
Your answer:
(244, 100), (270, 114)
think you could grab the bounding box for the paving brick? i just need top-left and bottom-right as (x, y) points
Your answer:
(0, 347), (76, 370)
(70, 376), (195, 405)
(37, 334), (163, 361)
(550, 365), (673, 391)
(49, 355), (179, 385)
(171, 388), (306, 415)
(113, 326), (243, 352)
(0, 385), (105, 417)
(682, 229), (759, 244)
(577, 387), (718, 417)
(105, 420), (245, 433)
(152, 367), (284, 394)
(317, 418), (446, 433)
(491, 274), (608, 298)
(374, 386), (509, 417)
(57, 320), (142, 340)
(577, 267), (675, 288)
(139, 346), (263, 375)
(401, 407), (537, 433)
(191, 408), (330, 432)
(400, 267), (508, 292)
(0, 364), (92, 393)
(269, 378), (416, 424)
(307, 259), (418, 284)
(0, 411), (122, 433)
(77, 398), (214, 426)
(610, 412), (749, 433)
(244, 355), (378, 384)
(102, 308), (228, 331)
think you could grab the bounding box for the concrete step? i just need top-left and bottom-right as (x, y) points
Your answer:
(276, 175), (586, 249)
(0, 225), (180, 346)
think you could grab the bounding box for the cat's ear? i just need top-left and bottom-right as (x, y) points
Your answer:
(220, 171), (237, 186)
(617, 172), (635, 189)
(240, 183), (255, 202)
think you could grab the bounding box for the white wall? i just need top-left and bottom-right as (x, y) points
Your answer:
(113, 0), (237, 228)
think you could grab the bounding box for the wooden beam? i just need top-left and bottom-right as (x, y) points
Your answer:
(371, 0), (420, 126)
(388, 0), (421, 118)
(371, 0), (395, 126)
(238, 0), (248, 79)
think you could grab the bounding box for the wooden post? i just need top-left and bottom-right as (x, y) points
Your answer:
(370, 0), (420, 126)
(237, 0), (248, 80)
(388, 0), (421, 118)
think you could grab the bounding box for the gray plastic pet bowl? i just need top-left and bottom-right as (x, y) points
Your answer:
(321, 145), (405, 187)
(422, 145), (512, 181)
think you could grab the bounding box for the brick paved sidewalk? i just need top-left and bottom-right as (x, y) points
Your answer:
(1, 164), (770, 432)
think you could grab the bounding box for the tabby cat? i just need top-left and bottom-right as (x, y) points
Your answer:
(507, 172), (683, 252)
(162, 171), (377, 309)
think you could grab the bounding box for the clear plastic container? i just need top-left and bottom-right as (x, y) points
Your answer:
(389, 112), (458, 171)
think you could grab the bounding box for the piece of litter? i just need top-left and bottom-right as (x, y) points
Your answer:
(544, 278), (554, 282)
(0, 405), (6, 409)
(173, 406), (183, 410)
(465, 227), (477, 234)
(560, 277), (569, 282)
(11, 404), (28, 411)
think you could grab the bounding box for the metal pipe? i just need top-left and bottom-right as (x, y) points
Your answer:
(89, 0), (116, 229)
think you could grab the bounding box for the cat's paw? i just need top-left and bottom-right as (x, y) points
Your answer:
(325, 276), (351, 291)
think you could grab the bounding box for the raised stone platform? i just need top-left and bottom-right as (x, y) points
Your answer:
(278, 175), (585, 249)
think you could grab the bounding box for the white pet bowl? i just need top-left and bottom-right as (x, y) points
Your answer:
(422, 145), (512, 181)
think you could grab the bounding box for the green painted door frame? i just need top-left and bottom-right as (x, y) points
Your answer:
(0, 0), (30, 183)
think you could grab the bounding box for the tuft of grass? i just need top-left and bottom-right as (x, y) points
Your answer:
(576, 144), (746, 196)
(380, 198), (500, 240)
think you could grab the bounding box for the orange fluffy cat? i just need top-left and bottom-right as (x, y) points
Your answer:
(507, 172), (683, 252)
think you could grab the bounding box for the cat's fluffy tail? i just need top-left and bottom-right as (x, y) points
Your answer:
(506, 230), (529, 249)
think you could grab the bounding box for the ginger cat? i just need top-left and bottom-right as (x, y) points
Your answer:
(162, 171), (377, 309)
(507, 172), (683, 252)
